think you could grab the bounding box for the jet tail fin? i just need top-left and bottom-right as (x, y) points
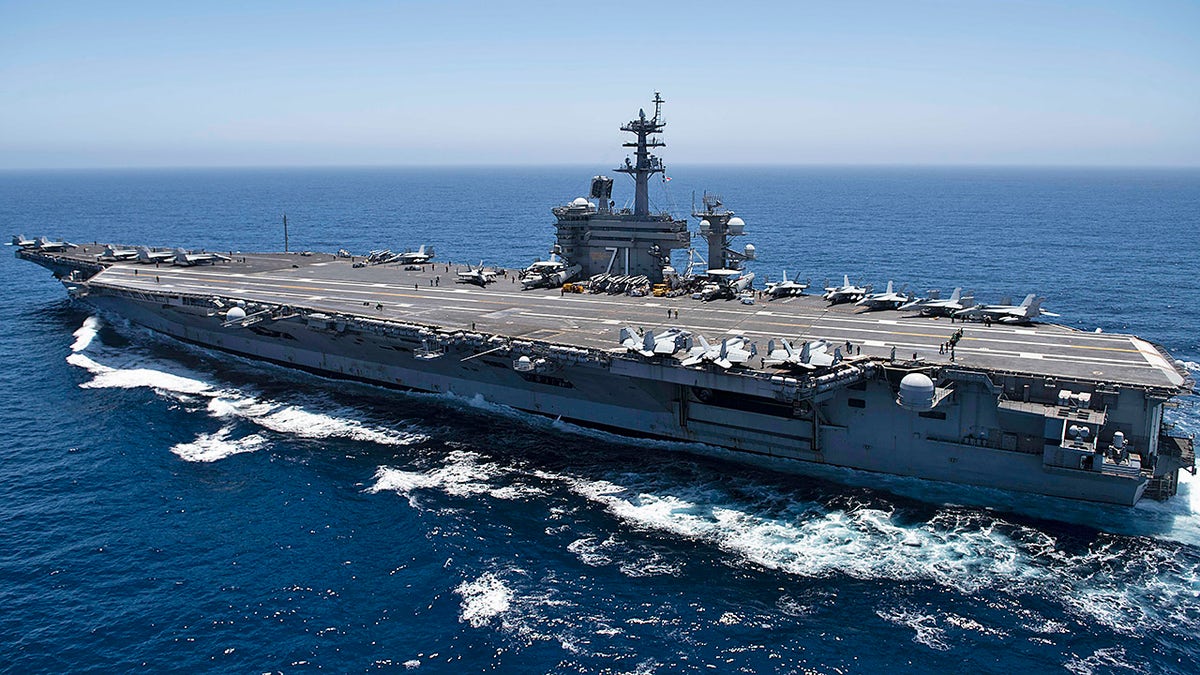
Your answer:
(1020, 293), (1036, 308)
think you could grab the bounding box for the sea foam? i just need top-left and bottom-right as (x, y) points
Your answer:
(171, 426), (268, 463)
(455, 572), (514, 628)
(66, 317), (428, 461)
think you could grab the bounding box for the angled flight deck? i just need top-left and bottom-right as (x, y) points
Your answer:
(52, 245), (1186, 392)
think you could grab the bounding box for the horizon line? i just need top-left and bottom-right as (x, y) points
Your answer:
(2, 161), (1199, 173)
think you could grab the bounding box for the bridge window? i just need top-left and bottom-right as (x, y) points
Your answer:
(848, 398), (866, 409)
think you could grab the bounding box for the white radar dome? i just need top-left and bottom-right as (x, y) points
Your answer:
(225, 306), (247, 322)
(572, 197), (590, 207)
(897, 372), (936, 411)
(728, 216), (745, 235)
(743, 244), (757, 259)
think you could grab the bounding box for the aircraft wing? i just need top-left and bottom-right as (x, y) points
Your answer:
(653, 336), (681, 355)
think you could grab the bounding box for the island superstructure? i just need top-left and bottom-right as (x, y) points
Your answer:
(552, 93), (689, 282)
(15, 95), (1195, 507)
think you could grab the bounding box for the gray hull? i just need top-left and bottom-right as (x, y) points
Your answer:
(84, 292), (1151, 506)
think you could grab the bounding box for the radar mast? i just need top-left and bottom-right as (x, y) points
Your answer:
(614, 91), (666, 217)
(693, 192), (755, 271)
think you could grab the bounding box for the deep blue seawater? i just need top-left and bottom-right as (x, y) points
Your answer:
(1, 166), (1198, 674)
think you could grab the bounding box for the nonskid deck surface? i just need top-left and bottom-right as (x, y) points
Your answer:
(59, 245), (1185, 390)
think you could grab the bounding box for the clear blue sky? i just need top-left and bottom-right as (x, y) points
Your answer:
(1, 1), (1197, 168)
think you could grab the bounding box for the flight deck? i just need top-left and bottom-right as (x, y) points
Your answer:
(43, 244), (1188, 392)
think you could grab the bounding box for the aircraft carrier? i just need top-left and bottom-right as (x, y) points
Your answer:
(15, 95), (1196, 507)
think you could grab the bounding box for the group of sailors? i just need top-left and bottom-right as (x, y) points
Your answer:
(937, 328), (965, 360)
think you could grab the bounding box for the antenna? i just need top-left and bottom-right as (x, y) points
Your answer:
(283, 213), (289, 253)
(615, 93), (667, 217)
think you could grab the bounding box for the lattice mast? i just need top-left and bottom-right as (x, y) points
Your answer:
(614, 92), (667, 217)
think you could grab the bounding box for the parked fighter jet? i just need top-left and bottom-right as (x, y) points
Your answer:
(763, 338), (840, 370)
(618, 326), (692, 357)
(34, 236), (75, 252)
(954, 294), (1059, 324)
(99, 245), (139, 261)
(823, 275), (871, 304)
(11, 235), (35, 247)
(898, 287), (975, 316)
(679, 335), (757, 369)
(855, 280), (911, 311)
(764, 271), (810, 299)
(396, 245), (434, 265)
(136, 246), (176, 264)
(456, 261), (497, 287)
(173, 248), (231, 266)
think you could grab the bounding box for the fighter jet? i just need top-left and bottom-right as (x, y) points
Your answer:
(855, 280), (911, 311)
(679, 334), (757, 369)
(618, 326), (692, 357)
(136, 246), (176, 264)
(954, 294), (1059, 324)
(898, 287), (975, 317)
(764, 270), (810, 299)
(823, 275), (871, 305)
(99, 245), (139, 261)
(763, 338), (840, 370)
(11, 235), (35, 247)
(34, 236), (75, 252)
(456, 261), (497, 287)
(173, 248), (231, 266)
(396, 245), (434, 265)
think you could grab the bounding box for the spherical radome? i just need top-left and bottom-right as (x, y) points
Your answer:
(898, 372), (935, 411)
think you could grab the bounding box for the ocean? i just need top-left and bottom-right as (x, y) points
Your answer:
(1, 166), (1198, 674)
